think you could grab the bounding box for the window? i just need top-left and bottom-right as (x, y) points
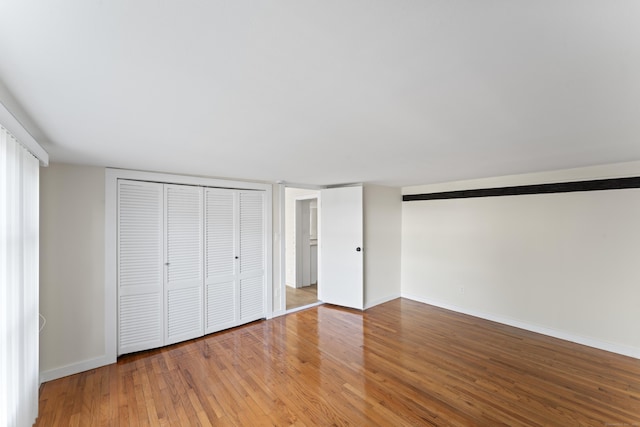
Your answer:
(0, 123), (41, 427)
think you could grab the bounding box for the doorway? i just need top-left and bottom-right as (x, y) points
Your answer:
(285, 187), (320, 311)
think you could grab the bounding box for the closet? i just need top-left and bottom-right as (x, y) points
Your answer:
(117, 179), (265, 356)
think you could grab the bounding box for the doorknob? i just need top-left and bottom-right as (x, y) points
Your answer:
(356, 247), (361, 252)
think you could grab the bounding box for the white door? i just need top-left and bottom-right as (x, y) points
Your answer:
(117, 180), (164, 355)
(238, 191), (266, 322)
(204, 188), (238, 334)
(318, 186), (364, 310)
(164, 184), (204, 345)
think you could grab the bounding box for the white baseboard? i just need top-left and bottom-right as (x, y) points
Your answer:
(40, 354), (116, 385)
(365, 293), (401, 310)
(402, 293), (640, 360)
(270, 309), (287, 318)
(285, 301), (323, 314)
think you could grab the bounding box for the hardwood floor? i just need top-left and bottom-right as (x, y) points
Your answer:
(286, 284), (319, 310)
(36, 298), (640, 426)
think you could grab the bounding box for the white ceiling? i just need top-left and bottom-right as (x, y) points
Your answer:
(1, 1), (639, 187)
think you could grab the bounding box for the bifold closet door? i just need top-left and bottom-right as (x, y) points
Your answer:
(238, 191), (265, 323)
(164, 184), (204, 345)
(118, 181), (265, 355)
(118, 180), (164, 355)
(204, 189), (265, 333)
(204, 188), (237, 334)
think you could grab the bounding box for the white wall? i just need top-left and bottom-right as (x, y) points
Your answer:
(40, 163), (107, 380)
(401, 161), (640, 358)
(363, 184), (402, 308)
(284, 187), (319, 287)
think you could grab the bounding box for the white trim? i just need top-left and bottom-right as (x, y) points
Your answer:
(402, 293), (640, 360)
(0, 101), (48, 165)
(316, 190), (323, 302)
(364, 294), (401, 310)
(271, 308), (287, 318)
(278, 184), (286, 314)
(264, 185), (274, 320)
(39, 355), (113, 385)
(278, 181), (325, 190)
(325, 182), (363, 189)
(104, 171), (118, 366)
(108, 168), (268, 190)
(295, 194), (318, 201)
(285, 301), (323, 314)
(105, 168), (273, 365)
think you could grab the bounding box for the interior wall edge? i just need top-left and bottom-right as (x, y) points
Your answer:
(364, 294), (401, 310)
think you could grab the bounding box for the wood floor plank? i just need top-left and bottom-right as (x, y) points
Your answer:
(36, 298), (640, 426)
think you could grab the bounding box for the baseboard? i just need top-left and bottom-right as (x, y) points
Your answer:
(40, 354), (116, 385)
(270, 309), (287, 318)
(285, 301), (323, 314)
(365, 293), (401, 310)
(401, 293), (640, 360)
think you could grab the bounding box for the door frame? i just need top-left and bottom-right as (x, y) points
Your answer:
(277, 183), (324, 315)
(277, 183), (363, 315)
(295, 195), (317, 288)
(106, 168), (272, 366)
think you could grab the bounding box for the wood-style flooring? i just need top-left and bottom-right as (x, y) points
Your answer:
(285, 284), (318, 310)
(36, 298), (640, 426)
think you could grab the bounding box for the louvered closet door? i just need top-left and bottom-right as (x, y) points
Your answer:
(118, 180), (164, 355)
(204, 188), (238, 333)
(238, 191), (265, 323)
(164, 184), (204, 345)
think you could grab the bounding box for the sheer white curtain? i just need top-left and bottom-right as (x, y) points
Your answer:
(0, 124), (39, 427)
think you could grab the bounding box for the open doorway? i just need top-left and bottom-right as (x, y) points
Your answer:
(285, 187), (320, 311)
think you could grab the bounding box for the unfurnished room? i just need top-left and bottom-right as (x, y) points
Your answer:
(1, 1), (640, 426)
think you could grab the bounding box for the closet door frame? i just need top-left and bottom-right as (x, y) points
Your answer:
(106, 168), (272, 362)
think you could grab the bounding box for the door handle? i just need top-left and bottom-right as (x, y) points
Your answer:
(356, 247), (361, 252)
